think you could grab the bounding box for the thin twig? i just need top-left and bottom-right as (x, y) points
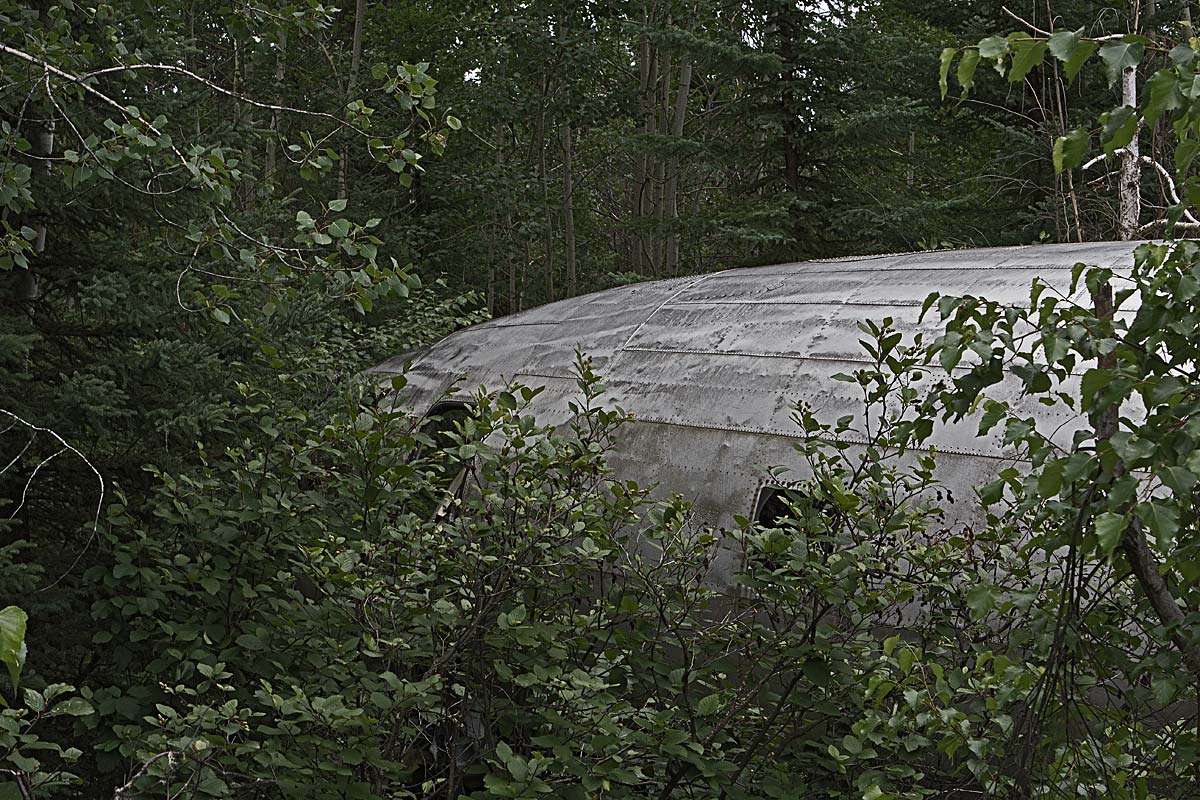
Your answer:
(0, 410), (105, 592)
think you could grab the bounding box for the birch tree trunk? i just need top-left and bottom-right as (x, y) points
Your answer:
(1116, 65), (1140, 240)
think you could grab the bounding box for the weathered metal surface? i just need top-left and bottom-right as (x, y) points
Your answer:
(372, 242), (1141, 588)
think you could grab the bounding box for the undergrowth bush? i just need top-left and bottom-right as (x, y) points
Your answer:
(7, 332), (1190, 799)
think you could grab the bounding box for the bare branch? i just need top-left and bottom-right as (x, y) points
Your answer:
(1001, 6), (1125, 40)
(0, 410), (104, 592)
(0, 43), (191, 173)
(113, 752), (177, 799)
(1083, 149), (1200, 225)
(82, 63), (367, 136)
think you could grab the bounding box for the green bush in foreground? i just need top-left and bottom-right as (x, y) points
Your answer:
(10, 329), (1172, 799)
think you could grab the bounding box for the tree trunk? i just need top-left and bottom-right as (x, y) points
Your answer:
(349, 0), (367, 91)
(775, 8), (800, 193)
(562, 123), (577, 296)
(632, 1), (656, 274)
(906, 130), (915, 188)
(495, 122), (515, 315)
(664, 56), (692, 276)
(1091, 282), (1200, 678)
(650, 45), (672, 275)
(537, 73), (554, 302)
(338, 0), (367, 199)
(1116, 57), (1140, 239)
(17, 1), (55, 301)
(637, 22), (659, 275)
(561, 15), (577, 298)
(556, 13), (576, 297)
(264, 28), (287, 193)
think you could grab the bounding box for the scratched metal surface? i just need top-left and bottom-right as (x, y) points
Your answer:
(371, 242), (1141, 588)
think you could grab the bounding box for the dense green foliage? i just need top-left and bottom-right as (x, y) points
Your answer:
(403, 0), (1151, 310)
(6, 0), (1200, 798)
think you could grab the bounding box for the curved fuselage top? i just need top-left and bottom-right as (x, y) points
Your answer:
(372, 242), (1140, 584)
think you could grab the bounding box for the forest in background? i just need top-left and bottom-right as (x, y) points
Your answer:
(379, 0), (1173, 311)
(7, 0), (1200, 798)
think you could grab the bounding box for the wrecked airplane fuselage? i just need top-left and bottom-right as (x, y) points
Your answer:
(372, 242), (1138, 587)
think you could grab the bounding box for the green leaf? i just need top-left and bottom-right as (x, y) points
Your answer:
(956, 48), (981, 96)
(977, 400), (1007, 435)
(1095, 512), (1126, 557)
(1170, 43), (1197, 66)
(1145, 70), (1185, 125)
(1100, 105), (1137, 157)
(939, 48), (956, 99)
(1178, 138), (1200, 175)
(1008, 39), (1048, 83)
(1142, 501), (1179, 551)
(897, 646), (915, 676)
(882, 635), (900, 657)
(1053, 129), (1089, 173)
(0, 607), (26, 693)
(23, 689), (43, 712)
(1047, 29), (1081, 61)
(1051, 31), (1098, 82)
(1080, 367), (1108, 412)
(1152, 674), (1178, 705)
(1037, 459), (1063, 498)
(801, 657), (829, 686)
(696, 693), (722, 716)
(328, 198), (348, 212)
(1159, 466), (1197, 496)
(49, 697), (93, 717)
(1098, 40), (1145, 87)
(978, 477), (1005, 505)
(978, 35), (1009, 61)
(966, 584), (996, 619)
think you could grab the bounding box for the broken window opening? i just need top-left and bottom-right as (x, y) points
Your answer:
(754, 484), (804, 529)
(418, 401), (474, 517)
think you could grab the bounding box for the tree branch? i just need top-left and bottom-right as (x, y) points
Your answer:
(1001, 6), (1126, 40)
(81, 63), (366, 135)
(1083, 149), (1200, 225)
(0, 410), (104, 592)
(1121, 518), (1200, 676)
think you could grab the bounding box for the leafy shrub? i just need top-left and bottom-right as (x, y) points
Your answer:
(71, 328), (1189, 800)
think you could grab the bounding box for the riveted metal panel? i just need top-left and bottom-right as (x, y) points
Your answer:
(372, 241), (1145, 590)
